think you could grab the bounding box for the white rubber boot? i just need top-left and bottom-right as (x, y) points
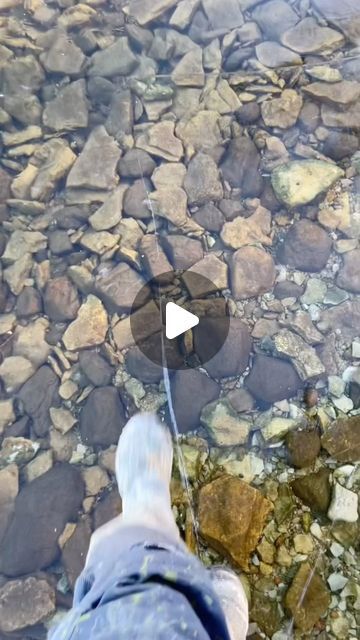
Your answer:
(209, 567), (249, 640)
(115, 412), (180, 540)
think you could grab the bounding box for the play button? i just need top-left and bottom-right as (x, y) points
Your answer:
(129, 270), (230, 371)
(166, 302), (199, 339)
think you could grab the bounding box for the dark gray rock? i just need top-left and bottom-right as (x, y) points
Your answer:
(55, 205), (91, 230)
(171, 368), (220, 433)
(123, 178), (152, 219)
(93, 488), (122, 530)
(162, 235), (203, 270)
(88, 37), (138, 77)
(87, 77), (115, 105)
(118, 149), (156, 178)
(194, 318), (252, 379)
(43, 80), (88, 131)
(245, 354), (303, 405)
(252, 0), (299, 39)
(79, 351), (113, 387)
(0, 463), (84, 577)
(17, 366), (60, 437)
(48, 230), (72, 256)
(62, 518), (92, 590)
(80, 387), (126, 446)
(95, 263), (149, 314)
(192, 204), (224, 232)
(105, 90), (133, 138)
(274, 281), (303, 300)
(43, 276), (80, 322)
(277, 220), (332, 272)
(236, 102), (261, 125)
(323, 132), (359, 160)
(221, 136), (263, 196)
(15, 287), (43, 318)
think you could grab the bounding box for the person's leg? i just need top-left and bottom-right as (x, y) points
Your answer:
(85, 413), (181, 568)
(115, 412), (180, 540)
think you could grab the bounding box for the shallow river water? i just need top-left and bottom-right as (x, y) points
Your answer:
(0, 0), (359, 638)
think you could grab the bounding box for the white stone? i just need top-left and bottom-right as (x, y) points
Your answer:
(310, 522), (323, 540)
(328, 483), (358, 523)
(332, 395), (354, 413)
(352, 341), (360, 358)
(330, 542), (344, 557)
(328, 572), (348, 592)
(328, 375), (345, 398)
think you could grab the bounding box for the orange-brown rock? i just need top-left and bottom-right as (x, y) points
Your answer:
(285, 562), (330, 632)
(198, 475), (272, 570)
(321, 416), (360, 463)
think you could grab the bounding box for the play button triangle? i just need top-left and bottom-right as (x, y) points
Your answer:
(166, 302), (199, 340)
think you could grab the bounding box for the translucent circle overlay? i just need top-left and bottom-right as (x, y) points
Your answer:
(130, 270), (230, 370)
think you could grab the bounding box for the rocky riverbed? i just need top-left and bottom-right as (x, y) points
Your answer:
(0, 0), (360, 638)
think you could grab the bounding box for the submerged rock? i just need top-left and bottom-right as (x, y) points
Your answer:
(41, 30), (85, 75)
(271, 160), (343, 207)
(125, 0), (179, 26)
(200, 399), (251, 446)
(221, 136), (263, 197)
(313, 0), (360, 45)
(246, 354), (302, 405)
(95, 263), (148, 313)
(67, 126), (121, 191)
(303, 80), (360, 106)
(274, 329), (325, 380)
(0, 577), (55, 633)
(198, 475), (272, 570)
(252, 0), (298, 39)
(221, 205), (272, 249)
(261, 89), (303, 128)
(256, 41), (301, 68)
(171, 368), (220, 433)
(281, 17), (344, 53)
(277, 220), (332, 272)
(62, 295), (108, 351)
(286, 430), (321, 468)
(44, 276), (80, 322)
(171, 47), (204, 87)
(18, 366), (60, 437)
(88, 37), (138, 77)
(321, 416), (360, 463)
(80, 387), (126, 446)
(231, 246), (276, 299)
(194, 316), (251, 379)
(285, 562), (330, 632)
(184, 153), (223, 205)
(137, 121), (183, 162)
(43, 80), (88, 131)
(291, 468), (331, 514)
(337, 249), (360, 293)
(0, 464), (84, 577)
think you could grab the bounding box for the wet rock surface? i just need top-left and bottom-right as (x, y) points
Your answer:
(198, 476), (272, 570)
(0, 0), (359, 635)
